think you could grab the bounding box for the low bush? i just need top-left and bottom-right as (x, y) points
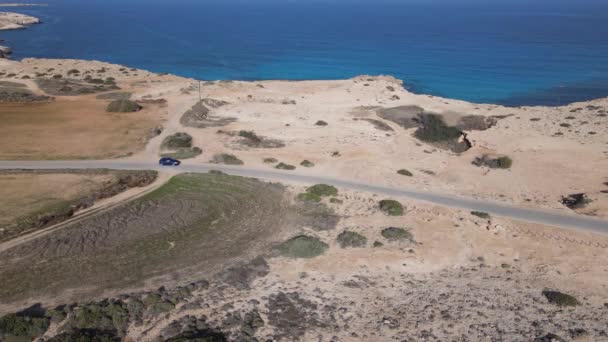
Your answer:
(414, 113), (462, 143)
(315, 120), (328, 126)
(263, 158), (278, 164)
(378, 199), (404, 216)
(162, 132), (193, 149)
(307, 184), (338, 197)
(472, 155), (512, 169)
(471, 211), (490, 219)
(211, 153), (244, 165)
(542, 290), (579, 307)
(161, 147), (202, 159)
(0, 313), (50, 339)
(106, 99), (142, 113)
(238, 130), (262, 144)
(381, 227), (413, 242)
(336, 231), (367, 248)
(561, 193), (591, 210)
(297, 192), (321, 203)
(300, 160), (315, 167)
(277, 235), (328, 258)
(397, 169), (413, 176)
(275, 162), (295, 170)
(329, 198), (343, 204)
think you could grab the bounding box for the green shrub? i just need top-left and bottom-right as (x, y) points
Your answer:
(211, 153), (243, 165)
(336, 231), (367, 248)
(0, 313), (50, 339)
(277, 236), (328, 258)
(381, 227), (413, 242)
(263, 158), (278, 164)
(414, 113), (462, 142)
(67, 69), (80, 75)
(297, 192), (322, 202)
(162, 132), (193, 149)
(300, 160), (315, 167)
(471, 211), (490, 219)
(378, 199), (404, 216)
(307, 184), (338, 197)
(238, 130), (262, 144)
(161, 147), (202, 159)
(397, 169), (413, 176)
(373, 241), (384, 248)
(106, 99), (142, 113)
(275, 162), (295, 170)
(315, 120), (328, 126)
(472, 155), (513, 169)
(495, 156), (512, 169)
(52, 74), (63, 79)
(542, 290), (579, 307)
(329, 198), (343, 204)
(87, 78), (105, 84)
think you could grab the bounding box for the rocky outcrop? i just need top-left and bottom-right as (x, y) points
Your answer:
(0, 44), (11, 58)
(0, 12), (40, 30)
(0, 12), (40, 58)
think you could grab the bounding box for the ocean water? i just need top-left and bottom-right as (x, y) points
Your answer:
(2, 0), (608, 106)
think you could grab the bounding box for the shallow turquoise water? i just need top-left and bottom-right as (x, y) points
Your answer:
(2, 0), (608, 106)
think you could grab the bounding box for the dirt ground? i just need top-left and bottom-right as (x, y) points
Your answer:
(0, 96), (166, 160)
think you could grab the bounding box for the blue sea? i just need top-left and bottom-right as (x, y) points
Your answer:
(2, 0), (608, 106)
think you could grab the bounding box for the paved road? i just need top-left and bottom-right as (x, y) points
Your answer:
(1, 160), (607, 233)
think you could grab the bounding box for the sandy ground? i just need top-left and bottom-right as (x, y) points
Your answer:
(127, 187), (608, 341)
(0, 58), (607, 341)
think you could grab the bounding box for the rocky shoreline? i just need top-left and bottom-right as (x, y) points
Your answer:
(0, 11), (40, 58)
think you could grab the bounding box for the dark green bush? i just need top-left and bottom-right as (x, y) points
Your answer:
(263, 158), (278, 164)
(106, 99), (142, 113)
(277, 236), (328, 258)
(0, 313), (50, 339)
(381, 227), (413, 242)
(378, 199), (404, 216)
(471, 211), (490, 219)
(297, 192), (321, 202)
(397, 169), (413, 176)
(161, 147), (202, 159)
(414, 113), (462, 142)
(162, 132), (193, 149)
(542, 290), (579, 307)
(307, 184), (338, 197)
(300, 160), (315, 167)
(238, 130), (262, 144)
(336, 231), (367, 248)
(315, 120), (328, 126)
(275, 162), (295, 170)
(211, 153), (244, 165)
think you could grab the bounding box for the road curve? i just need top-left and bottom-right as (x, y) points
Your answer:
(1, 160), (607, 233)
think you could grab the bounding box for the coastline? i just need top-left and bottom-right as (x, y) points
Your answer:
(0, 10), (39, 58)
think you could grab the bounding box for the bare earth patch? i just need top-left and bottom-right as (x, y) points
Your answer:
(0, 96), (166, 159)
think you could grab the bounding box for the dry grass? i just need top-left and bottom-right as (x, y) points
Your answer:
(0, 172), (116, 228)
(0, 96), (166, 160)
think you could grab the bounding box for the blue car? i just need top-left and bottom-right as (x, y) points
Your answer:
(159, 157), (181, 166)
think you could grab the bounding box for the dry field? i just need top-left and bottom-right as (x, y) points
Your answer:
(0, 173), (334, 311)
(0, 169), (157, 242)
(0, 96), (166, 160)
